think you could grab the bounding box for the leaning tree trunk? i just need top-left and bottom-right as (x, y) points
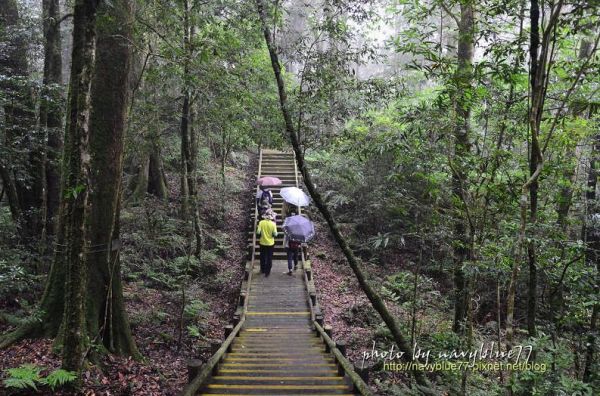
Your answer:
(41, 0), (64, 237)
(451, 0), (475, 335)
(256, 0), (434, 393)
(86, 0), (140, 358)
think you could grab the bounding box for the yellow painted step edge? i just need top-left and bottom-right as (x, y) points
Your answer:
(218, 369), (339, 374)
(199, 394), (355, 396)
(246, 312), (310, 315)
(212, 376), (344, 380)
(221, 363), (335, 367)
(206, 384), (349, 389)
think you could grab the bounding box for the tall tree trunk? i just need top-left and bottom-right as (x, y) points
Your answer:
(179, 2), (202, 256)
(256, 0), (434, 393)
(0, 0), (44, 243)
(0, 1), (143, 360)
(583, 103), (600, 382)
(128, 143), (168, 204)
(0, 163), (21, 223)
(180, 92), (191, 215)
(60, 0), (101, 373)
(41, 0), (64, 236)
(506, 0), (563, 348)
(525, 0), (542, 339)
(180, 0), (192, 218)
(86, 0), (140, 358)
(451, 0), (475, 335)
(148, 145), (169, 199)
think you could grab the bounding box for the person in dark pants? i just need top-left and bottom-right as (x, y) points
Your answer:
(256, 210), (277, 277)
(283, 233), (301, 275)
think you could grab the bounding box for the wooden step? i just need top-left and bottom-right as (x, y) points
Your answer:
(210, 376), (346, 385)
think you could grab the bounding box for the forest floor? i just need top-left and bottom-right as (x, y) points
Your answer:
(0, 153), (255, 395)
(309, 218), (415, 394)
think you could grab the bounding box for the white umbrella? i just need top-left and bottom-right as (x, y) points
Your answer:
(280, 187), (311, 207)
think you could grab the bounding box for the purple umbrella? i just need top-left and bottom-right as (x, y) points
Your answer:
(257, 176), (282, 186)
(283, 215), (315, 243)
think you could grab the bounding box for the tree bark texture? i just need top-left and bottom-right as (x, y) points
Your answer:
(86, 0), (140, 358)
(451, 0), (474, 335)
(127, 143), (168, 204)
(0, 0), (144, 362)
(60, 0), (101, 372)
(41, 0), (64, 236)
(583, 103), (600, 382)
(179, 2), (202, 256)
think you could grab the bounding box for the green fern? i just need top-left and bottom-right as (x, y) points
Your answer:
(187, 324), (202, 337)
(3, 364), (42, 391)
(42, 369), (77, 390)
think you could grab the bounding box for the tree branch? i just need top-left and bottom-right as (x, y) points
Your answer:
(439, 2), (460, 26)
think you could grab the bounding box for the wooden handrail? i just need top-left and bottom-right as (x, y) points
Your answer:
(180, 149), (262, 396)
(314, 321), (374, 396)
(301, 257), (372, 394)
(297, 189), (373, 394)
(180, 318), (244, 396)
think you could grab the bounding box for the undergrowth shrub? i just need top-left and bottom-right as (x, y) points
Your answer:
(2, 364), (76, 393)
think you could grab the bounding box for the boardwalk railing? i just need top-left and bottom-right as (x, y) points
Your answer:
(302, 256), (374, 396)
(180, 150), (263, 396)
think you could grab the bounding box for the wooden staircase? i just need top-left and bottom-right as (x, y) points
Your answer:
(186, 150), (367, 396)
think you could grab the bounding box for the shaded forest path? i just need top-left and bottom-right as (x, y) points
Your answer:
(186, 150), (369, 395)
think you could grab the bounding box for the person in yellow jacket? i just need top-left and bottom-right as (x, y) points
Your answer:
(256, 209), (278, 276)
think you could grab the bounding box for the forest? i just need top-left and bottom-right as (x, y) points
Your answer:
(0, 0), (599, 395)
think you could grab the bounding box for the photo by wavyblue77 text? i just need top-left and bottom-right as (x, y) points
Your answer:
(361, 342), (548, 373)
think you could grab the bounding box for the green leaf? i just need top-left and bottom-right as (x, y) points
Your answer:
(3, 364), (42, 391)
(42, 369), (77, 390)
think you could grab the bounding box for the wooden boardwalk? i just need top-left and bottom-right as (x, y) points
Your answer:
(198, 151), (357, 395)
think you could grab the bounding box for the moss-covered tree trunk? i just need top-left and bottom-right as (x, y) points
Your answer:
(41, 0), (64, 236)
(86, 0), (140, 358)
(128, 142), (168, 204)
(1, 0), (141, 366)
(148, 145), (169, 199)
(60, 0), (101, 373)
(256, 0), (434, 393)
